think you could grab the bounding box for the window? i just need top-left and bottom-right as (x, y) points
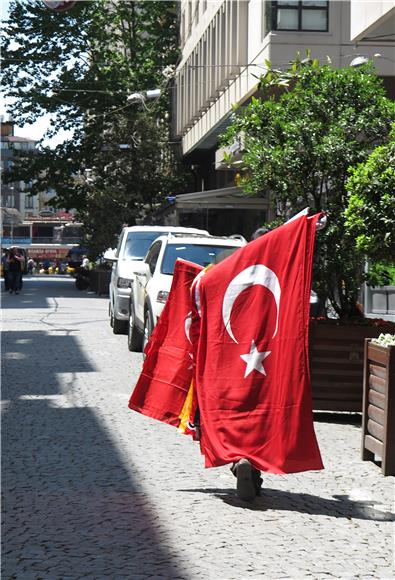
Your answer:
(271, 1), (328, 32)
(115, 230), (125, 258)
(187, 0), (192, 37)
(124, 231), (164, 261)
(25, 195), (35, 209)
(146, 241), (161, 275)
(181, 10), (185, 44)
(161, 244), (238, 275)
(5, 194), (15, 207)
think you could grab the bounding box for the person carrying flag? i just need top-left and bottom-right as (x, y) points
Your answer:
(129, 212), (325, 502)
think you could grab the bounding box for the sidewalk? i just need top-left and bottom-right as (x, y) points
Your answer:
(2, 276), (394, 579)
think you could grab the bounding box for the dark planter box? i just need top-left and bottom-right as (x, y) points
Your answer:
(87, 270), (110, 295)
(96, 270), (111, 296)
(309, 324), (381, 412)
(88, 270), (99, 293)
(361, 340), (395, 476)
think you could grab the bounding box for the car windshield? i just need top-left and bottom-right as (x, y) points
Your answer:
(124, 231), (166, 260)
(161, 244), (238, 275)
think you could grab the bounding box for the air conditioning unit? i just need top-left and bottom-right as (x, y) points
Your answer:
(215, 133), (245, 170)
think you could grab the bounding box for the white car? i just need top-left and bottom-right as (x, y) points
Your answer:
(106, 225), (208, 334)
(127, 233), (246, 351)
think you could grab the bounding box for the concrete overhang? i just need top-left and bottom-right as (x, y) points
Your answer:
(175, 186), (268, 210)
(350, 1), (395, 42)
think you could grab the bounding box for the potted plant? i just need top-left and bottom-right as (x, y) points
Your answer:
(221, 57), (395, 410)
(362, 334), (395, 475)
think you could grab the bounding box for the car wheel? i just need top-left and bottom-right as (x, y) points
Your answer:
(143, 308), (154, 353)
(128, 298), (143, 352)
(113, 315), (128, 335)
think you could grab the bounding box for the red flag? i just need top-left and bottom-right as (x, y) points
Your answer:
(193, 214), (324, 474)
(128, 259), (203, 427)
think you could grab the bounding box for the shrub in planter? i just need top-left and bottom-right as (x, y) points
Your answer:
(221, 59), (395, 410)
(221, 58), (395, 319)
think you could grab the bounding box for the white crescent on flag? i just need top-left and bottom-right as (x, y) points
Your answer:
(222, 264), (281, 378)
(222, 264), (281, 344)
(184, 311), (192, 343)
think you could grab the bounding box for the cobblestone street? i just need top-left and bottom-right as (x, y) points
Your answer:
(2, 276), (394, 579)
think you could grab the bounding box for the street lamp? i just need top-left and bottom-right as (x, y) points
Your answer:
(126, 89), (161, 104)
(350, 56), (370, 67)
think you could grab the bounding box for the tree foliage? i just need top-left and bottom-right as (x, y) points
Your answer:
(221, 59), (395, 317)
(345, 125), (395, 266)
(1, 0), (192, 256)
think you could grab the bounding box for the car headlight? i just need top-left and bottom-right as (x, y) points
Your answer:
(117, 277), (132, 289)
(156, 290), (169, 304)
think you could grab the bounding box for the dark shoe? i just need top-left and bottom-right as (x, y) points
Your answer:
(253, 470), (263, 496)
(235, 458), (256, 502)
(15, 291), (19, 294)
(9, 290), (12, 294)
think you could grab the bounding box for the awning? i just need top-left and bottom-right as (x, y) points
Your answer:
(1, 207), (24, 225)
(175, 186), (269, 210)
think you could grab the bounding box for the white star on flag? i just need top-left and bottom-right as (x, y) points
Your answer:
(240, 340), (271, 378)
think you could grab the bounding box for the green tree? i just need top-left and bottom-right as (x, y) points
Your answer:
(1, 0), (192, 256)
(345, 125), (395, 266)
(221, 59), (395, 317)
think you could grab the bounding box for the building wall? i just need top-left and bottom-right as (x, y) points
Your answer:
(176, 0), (395, 157)
(0, 121), (60, 219)
(0, 121), (38, 219)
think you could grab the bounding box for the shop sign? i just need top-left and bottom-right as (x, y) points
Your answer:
(28, 247), (70, 259)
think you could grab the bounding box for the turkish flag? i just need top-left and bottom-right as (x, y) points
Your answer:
(128, 259), (203, 427)
(193, 214), (324, 474)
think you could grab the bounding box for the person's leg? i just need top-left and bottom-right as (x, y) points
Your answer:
(3, 272), (10, 291)
(8, 272), (16, 293)
(231, 459), (262, 501)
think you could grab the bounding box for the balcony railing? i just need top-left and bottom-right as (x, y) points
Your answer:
(175, 0), (248, 135)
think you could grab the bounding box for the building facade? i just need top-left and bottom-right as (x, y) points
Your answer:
(1, 120), (38, 218)
(171, 1), (395, 318)
(1, 119), (82, 259)
(174, 0), (394, 191)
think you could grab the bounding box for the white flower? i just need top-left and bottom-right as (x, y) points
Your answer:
(372, 333), (395, 346)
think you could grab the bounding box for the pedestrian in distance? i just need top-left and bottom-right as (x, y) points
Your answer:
(2, 249), (10, 291)
(7, 248), (24, 294)
(42, 258), (50, 274)
(251, 226), (270, 240)
(27, 258), (35, 275)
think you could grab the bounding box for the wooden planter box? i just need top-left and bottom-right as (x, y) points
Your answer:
(309, 324), (381, 412)
(361, 340), (395, 476)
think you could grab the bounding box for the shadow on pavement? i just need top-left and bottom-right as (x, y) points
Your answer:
(180, 488), (395, 521)
(313, 411), (362, 426)
(2, 324), (184, 576)
(1, 276), (105, 310)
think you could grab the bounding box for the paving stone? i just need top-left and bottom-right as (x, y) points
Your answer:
(1, 277), (394, 579)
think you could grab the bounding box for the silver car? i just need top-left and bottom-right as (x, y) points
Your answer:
(106, 225), (209, 334)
